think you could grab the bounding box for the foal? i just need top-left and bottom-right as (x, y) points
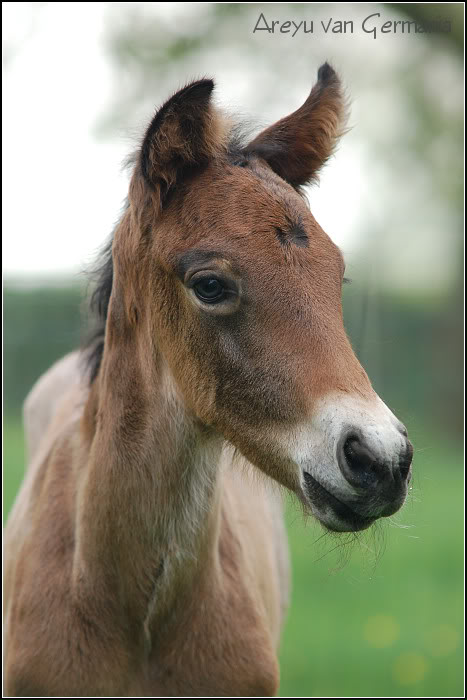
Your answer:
(4, 64), (413, 697)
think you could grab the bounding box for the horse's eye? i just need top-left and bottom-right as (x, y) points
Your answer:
(193, 278), (225, 303)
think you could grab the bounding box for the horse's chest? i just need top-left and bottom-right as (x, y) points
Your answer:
(143, 577), (279, 697)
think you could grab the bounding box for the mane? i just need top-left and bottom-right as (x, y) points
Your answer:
(83, 207), (120, 384)
(83, 126), (256, 385)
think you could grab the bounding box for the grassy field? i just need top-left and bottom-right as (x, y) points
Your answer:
(3, 418), (464, 697)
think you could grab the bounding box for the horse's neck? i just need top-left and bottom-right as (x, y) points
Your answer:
(73, 331), (223, 642)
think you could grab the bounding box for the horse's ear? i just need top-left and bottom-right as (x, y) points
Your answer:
(138, 78), (226, 203)
(246, 63), (347, 188)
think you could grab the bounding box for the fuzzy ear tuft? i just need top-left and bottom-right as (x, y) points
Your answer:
(138, 78), (228, 204)
(245, 63), (348, 188)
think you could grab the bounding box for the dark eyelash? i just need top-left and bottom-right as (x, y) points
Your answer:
(343, 277), (352, 284)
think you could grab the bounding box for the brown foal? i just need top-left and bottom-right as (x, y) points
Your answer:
(4, 64), (413, 697)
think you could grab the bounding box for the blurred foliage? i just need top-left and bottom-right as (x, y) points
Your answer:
(97, 3), (249, 135)
(343, 283), (464, 440)
(4, 285), (84, 419)
(389, 3), (464, 51)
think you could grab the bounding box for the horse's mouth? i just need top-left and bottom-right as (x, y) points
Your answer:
(302, 470), (376, 532)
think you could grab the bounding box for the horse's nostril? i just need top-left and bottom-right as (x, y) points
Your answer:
(341, 435), (380, 488)
(338, 432), (413, 491)
(344, 437), (373, 471)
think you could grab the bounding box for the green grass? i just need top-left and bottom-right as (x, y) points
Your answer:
(3, 419), (464, 697)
